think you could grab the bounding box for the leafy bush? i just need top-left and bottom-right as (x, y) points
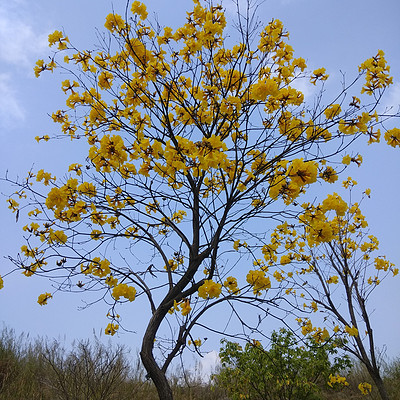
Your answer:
(214, 328), (352, 400)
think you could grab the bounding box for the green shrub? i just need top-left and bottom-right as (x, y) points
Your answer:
(214, 328), (352, 400)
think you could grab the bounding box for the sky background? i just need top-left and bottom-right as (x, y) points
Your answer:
(1, 0), (400, 376)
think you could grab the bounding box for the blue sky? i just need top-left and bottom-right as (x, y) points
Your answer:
(1, 0), (400, 375)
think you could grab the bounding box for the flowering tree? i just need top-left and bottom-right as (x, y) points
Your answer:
(3, 0), (399, 399)
(264, 185), (397, 400)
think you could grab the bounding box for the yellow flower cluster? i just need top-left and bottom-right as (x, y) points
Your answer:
(45, 186), (69, 211)
(384, 128), (400, 148)
(326, 276), (339, 285)
(48, 30), (69, 50)
(223, 276), (240, 294)
(131, 1), (148, 20)
(168, 299), (191, 316)
(81, 257), (111, 278)
(37, 292), (52, 306)
(359, 50), (392, 95)
(188, 339), (202, 347)
(344, 325), (359, 337)
(310, 68), (329, 85)
(324, 104), (341, 120)
(89, 134), (127, 172)
(269, 159), (318, 205)
(312, 327), (330, 343)
(34, 59), (56, 78)
(233, 240), (248, 251)
(338, 112), (372, 136)
(164, 253), (184, 272)
(19, 245), (47, 277)
(358, 382), (372, 395)
(374, 256), (397, 274)
(36, 169), (56, 186)
(198, 280), (222, 299)
(104, 14), (126, 33)
(7, 198), (19, 212)
(180, 300), (191, 316)
(296, 317), (330, 344)
(42, 178), (111, 226)
(328, 374), (349, 388)
(321, 193), (348, 216)
(246, 270), (271, 295)
(46, 229), (68, 245)
(319, 166), (338, 183)
(105, 275), (118, 287)
(300, 319), (314, 335)
(105, 323), (119, 336)
(112, 283), (136, 302)
(250, 79), (279, 101)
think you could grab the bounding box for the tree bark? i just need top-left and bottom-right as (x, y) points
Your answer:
(140, 307), (174, 400)
(368, 366), (390, 400)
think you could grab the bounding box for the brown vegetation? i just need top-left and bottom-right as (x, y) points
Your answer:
(1, 326), (399, 399)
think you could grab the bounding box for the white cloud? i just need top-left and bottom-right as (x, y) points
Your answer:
(0, 1), (48, 70)
(0, 1), (50, 129)
(0, 73), (25, 125)
(222, 0), (261, 18)
(199, 350), (220, 380)
(289, 75), (317, 101)
(383, 82), (400, 114)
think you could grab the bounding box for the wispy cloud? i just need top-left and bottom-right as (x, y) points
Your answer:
(0, 2), (48, 70)
(383, 82), (400, 114)
(0, 73), (25, 127)
(222, 0), (263, 18)
(0, 1), (49, 127)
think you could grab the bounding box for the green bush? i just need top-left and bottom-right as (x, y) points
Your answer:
(213, 328), (352, 400)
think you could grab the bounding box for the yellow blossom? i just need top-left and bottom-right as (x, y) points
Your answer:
(246, 270), (271, 295)
(224, 276), (240, 294)
(112, 283), (136, 302)
(324, 104), (341, 120)
(38, 292), (52, 306)
(358, 382), (372, 395)
(344, 325), (358, 337)
(342, 155), (351, 165)
(131, 1), (148, 20)
(328, 374), (349, 388)
(105, 323), (119, 336)
(181, 299), (191, 316)
(198, 280), (222, 299)
(310, 68), (329, 85)
(327, 276), (339, 284)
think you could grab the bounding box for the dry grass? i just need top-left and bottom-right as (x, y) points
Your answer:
(1, 325), (399, 400)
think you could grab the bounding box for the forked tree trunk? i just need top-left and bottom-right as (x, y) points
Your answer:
(140, 347), (173, 400)
(140, 310), (173, 400)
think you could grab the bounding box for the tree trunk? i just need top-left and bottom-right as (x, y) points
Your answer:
(140, 309), (174, 400)
(140, 345), (173, 400)
(371, 372), (390, 400)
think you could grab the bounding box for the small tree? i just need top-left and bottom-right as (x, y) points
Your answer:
(3, 0), (398, 399)
(264, 186), (398, 400)
(214, 328), (352, 400)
